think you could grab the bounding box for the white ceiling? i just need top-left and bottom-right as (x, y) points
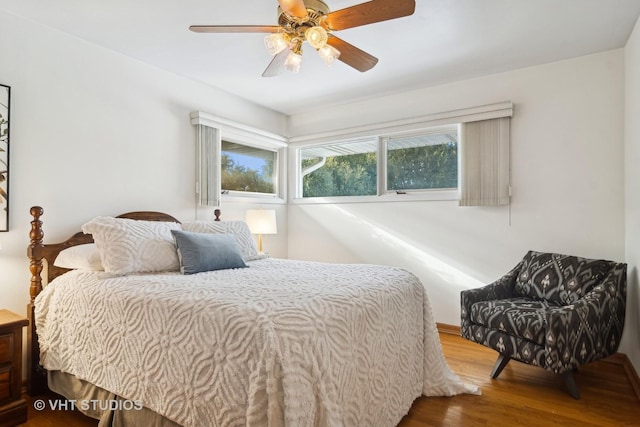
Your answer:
(1, 0), (639, 115)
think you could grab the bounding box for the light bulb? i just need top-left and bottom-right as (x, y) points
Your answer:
(284, 50), (303, 73)
(264, 33), (289, 56)
(305, 26), (328, 49)
(318, 45), (341, 66)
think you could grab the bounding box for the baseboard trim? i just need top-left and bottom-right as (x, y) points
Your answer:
(604, 352), (640, 401)
(623, 354), (640, 401)
(436, 323), (640, 401)
(436, 323), (461, 335)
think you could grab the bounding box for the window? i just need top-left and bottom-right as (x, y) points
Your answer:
(385, 129), (458, 192)
(297, 126), (458, 199)
(301, 139), (377, 197)
(191, 111), (288, 205)
(222, 141), (277, 195)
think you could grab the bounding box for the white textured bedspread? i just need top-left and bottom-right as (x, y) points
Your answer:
(35, 258), (478, 427)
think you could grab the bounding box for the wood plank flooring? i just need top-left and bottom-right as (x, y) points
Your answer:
(399, 333), (640, 426)
(18, 333), (640, 427)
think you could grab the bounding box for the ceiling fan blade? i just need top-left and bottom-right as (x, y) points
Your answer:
(325, 0), (415, 31)
(327, 36), (378, 72)
(262, 49), (290, 78)
(277, 0), (308, 18)
(189, 25), (281, 33)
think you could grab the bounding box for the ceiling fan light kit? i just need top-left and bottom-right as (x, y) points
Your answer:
(318, 44), (340, 66)
(284, 50), (303, 73)
(264, 33), (290, 55)
(304, 26), (328, 50)
(190, 0), (416, 77)
(269, 0), (336, 74)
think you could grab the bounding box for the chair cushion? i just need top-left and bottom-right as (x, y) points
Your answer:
(514, 251), (613, 305)
(470, 298), (559, 346)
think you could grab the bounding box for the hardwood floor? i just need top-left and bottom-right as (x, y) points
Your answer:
(19, 394), (96, 427)
(399, 333), (640, 426)
(18, 333), (640, 427)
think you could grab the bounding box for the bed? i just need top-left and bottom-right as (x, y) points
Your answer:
(26, 205), (478, 427)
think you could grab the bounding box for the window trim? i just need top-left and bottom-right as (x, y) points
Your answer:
(288, 102), (512, 205)
(288, 102), (513, 145)
(191, 111), (288, 204)
(221, 139), (280, 199)
(289, 190), (460, 205)
(291, 125), (460, 203)
(380, 125), (459, 195)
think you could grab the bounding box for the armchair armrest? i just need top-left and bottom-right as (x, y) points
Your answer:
(543, 263), (627, 373)
(461, 260), (523, 308)
(460, 260), (523, 330)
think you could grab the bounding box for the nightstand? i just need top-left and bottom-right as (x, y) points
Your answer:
(0, 310), (28, 427)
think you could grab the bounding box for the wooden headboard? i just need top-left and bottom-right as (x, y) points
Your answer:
(28, 206), (183, 297)
(26, 205), (220, 395)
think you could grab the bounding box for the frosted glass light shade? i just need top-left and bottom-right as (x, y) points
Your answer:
(284, 51), (303, 73)
(245, 210), (278, 234)
(264, 33), (289, 55)
(305, 26), (328, 49)
(318, 45), (341, 66)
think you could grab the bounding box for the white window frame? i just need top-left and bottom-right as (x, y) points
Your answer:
(191, 111), (287, 205)
(298, 136), (380, 199)
(380, 125), (460, 195)
(291, 126), (461, 204)
(288, 101), (513, 205)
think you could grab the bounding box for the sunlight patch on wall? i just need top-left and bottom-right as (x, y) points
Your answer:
(306, 204), (485, 290)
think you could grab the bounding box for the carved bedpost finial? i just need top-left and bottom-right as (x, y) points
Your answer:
(28, 206), (44, 304)
(214, 209), (221, 222)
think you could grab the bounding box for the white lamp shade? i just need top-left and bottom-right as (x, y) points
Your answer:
(245, 210), (277, 235)
(284, 51), (302, 73)
(305, 26), (328, 49)
(318, 44), (340, 66)
(264, 33), (289, 56)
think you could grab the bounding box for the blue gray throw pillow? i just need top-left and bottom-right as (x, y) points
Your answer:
(171, 230), (247, 274)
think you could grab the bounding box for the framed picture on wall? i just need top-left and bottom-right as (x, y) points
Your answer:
(0, 83), (10, 232)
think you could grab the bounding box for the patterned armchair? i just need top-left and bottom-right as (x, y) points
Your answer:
(461, 250), (626, 399)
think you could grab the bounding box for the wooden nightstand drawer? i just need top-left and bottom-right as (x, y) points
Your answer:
(0, 367), (10, 403)
(0, 334), (12, 365)
(0, 310), (28, 426)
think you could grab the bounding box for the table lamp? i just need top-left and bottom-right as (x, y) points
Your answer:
(245, 209), (277, 253)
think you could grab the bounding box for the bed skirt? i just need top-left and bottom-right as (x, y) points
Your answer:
(48, 370), (181, 427)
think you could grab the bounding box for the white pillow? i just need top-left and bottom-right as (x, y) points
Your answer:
(81, 216), (181, 275)
(53, 243), (104, 271)
(181, 220), (265, 261)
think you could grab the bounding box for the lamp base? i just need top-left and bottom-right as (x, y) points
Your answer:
(257, 234), (264, 253)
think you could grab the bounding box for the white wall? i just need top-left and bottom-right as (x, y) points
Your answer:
(624, 16), (640, 374)
(0, 8), (634, 378)
(288, 51), (627, 342)
(0, 10), (288, 320)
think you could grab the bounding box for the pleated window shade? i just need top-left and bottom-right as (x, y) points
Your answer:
(459, 117), (511, 206)
(196, 124), (221, 207)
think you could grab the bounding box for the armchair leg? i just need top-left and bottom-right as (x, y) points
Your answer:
(491, 354), (511, 379)
(562, 371), (580, 399)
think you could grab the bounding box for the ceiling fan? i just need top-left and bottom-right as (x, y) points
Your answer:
(189, 0), (416, 77)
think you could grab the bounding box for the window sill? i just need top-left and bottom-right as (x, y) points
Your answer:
(289, 190), (459, 205)
(222, 194), (286, 205)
